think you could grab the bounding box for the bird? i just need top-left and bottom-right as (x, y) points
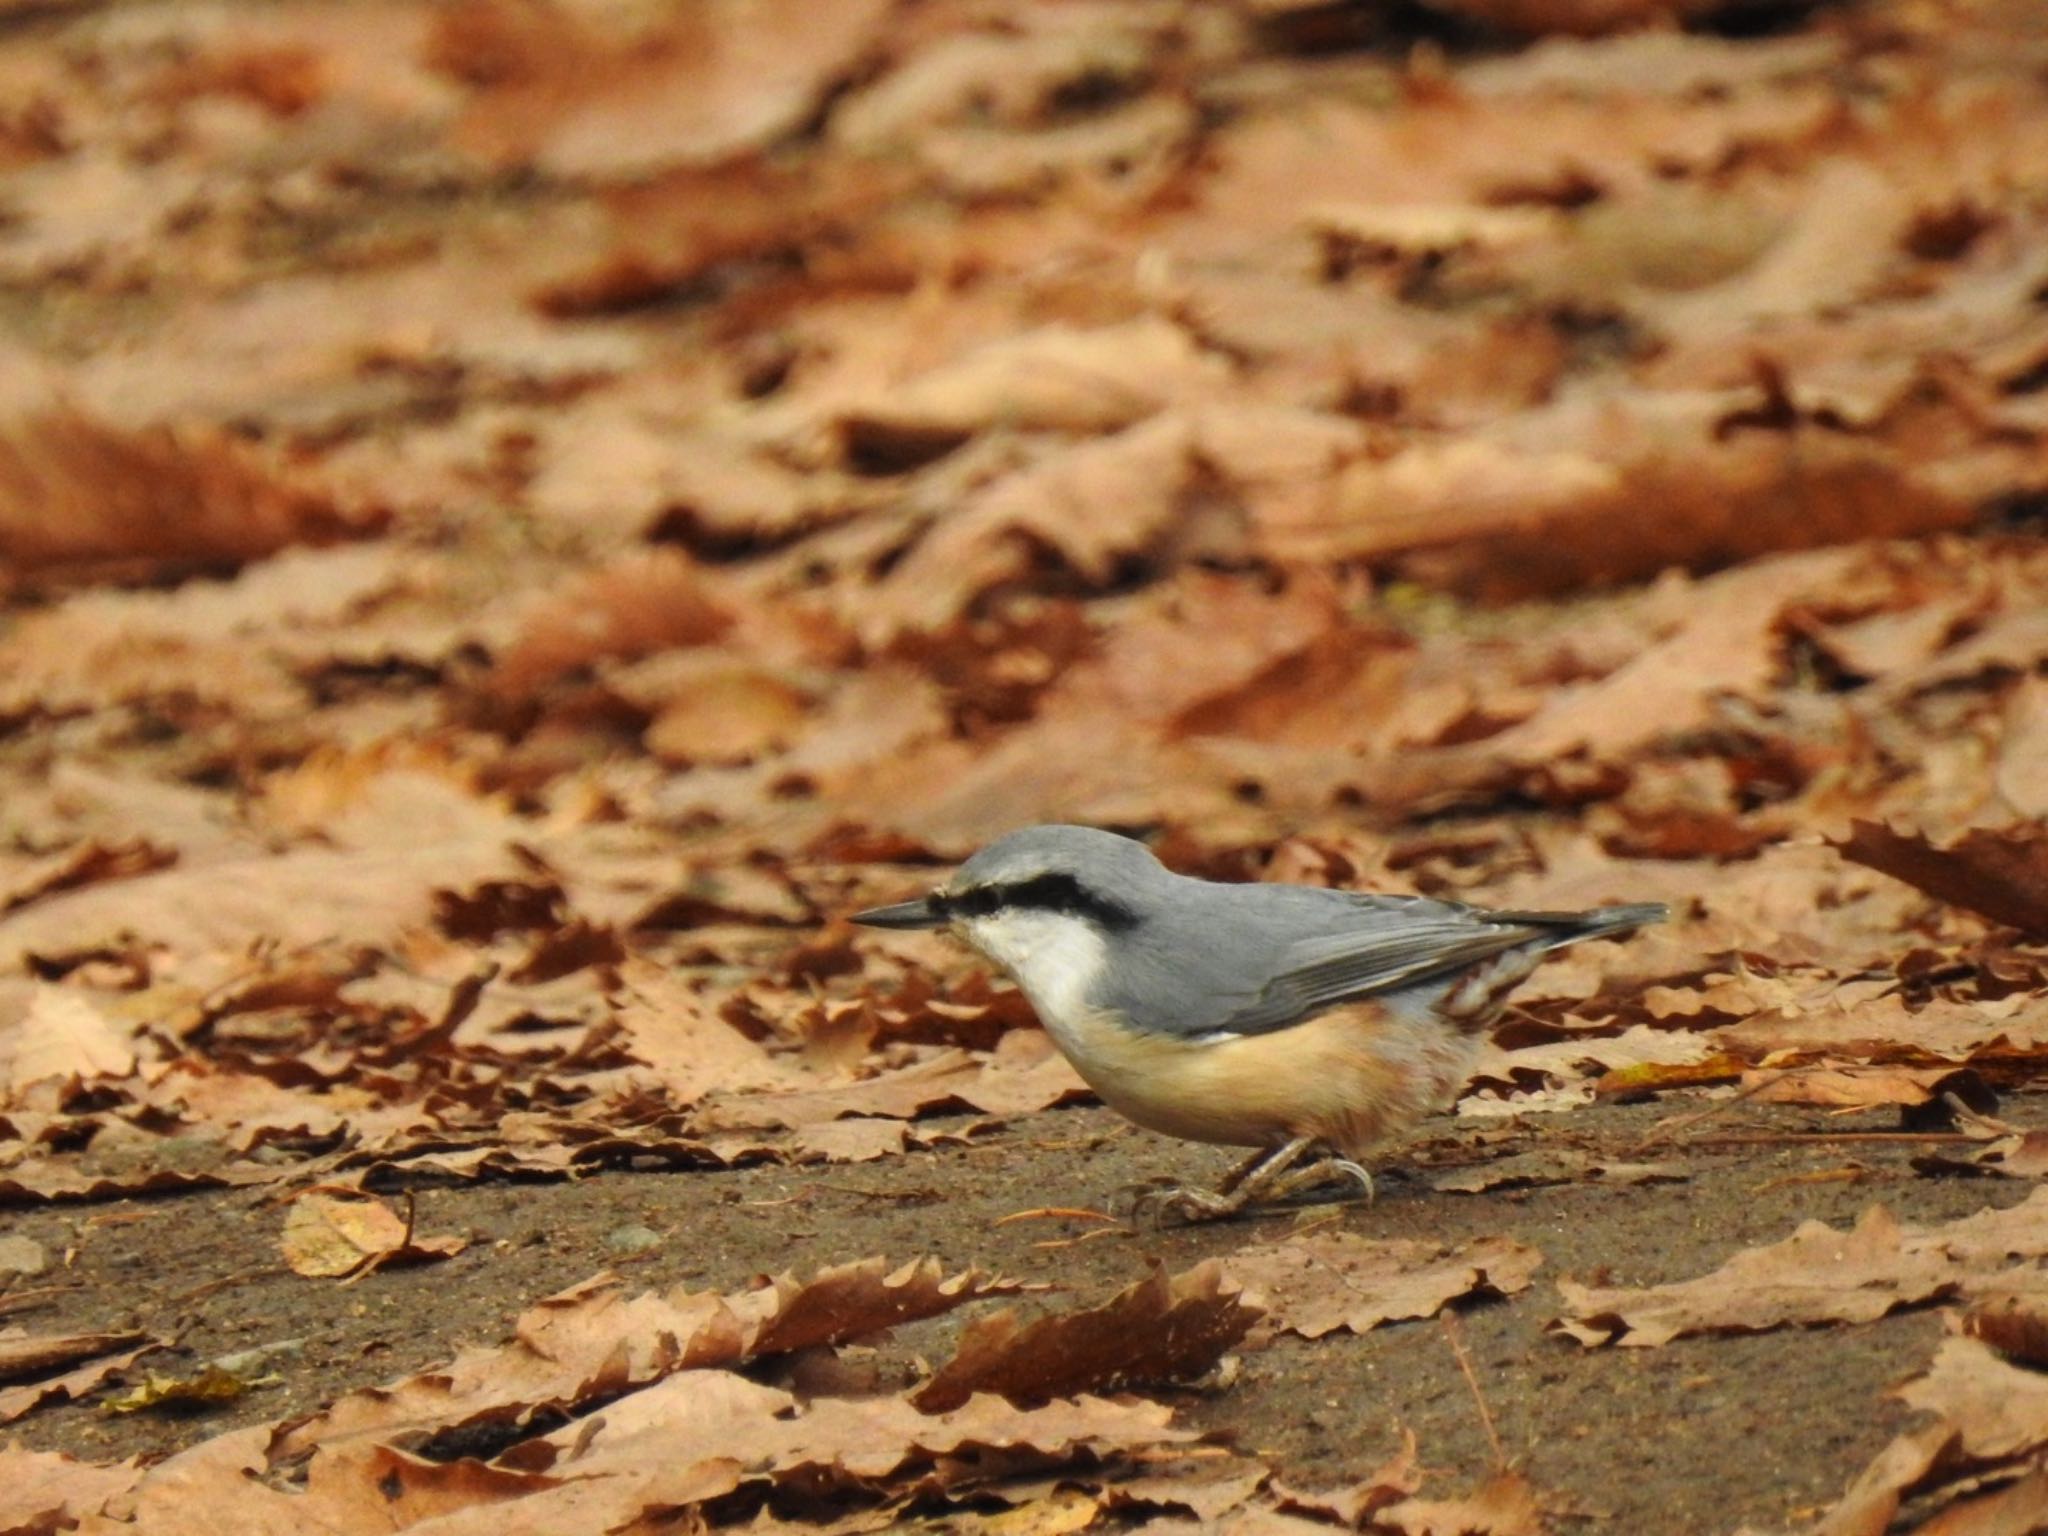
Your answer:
(851, 824), (1666, 1223)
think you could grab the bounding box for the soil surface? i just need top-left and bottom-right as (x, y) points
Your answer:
(8, 1094), (2032, 1535)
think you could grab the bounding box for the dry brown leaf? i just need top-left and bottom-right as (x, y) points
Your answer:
(486, 548), (733, 703)
(692, 1033), (1089, 1133)
(0, 411), (380, 576)
(503, 1368), (1197, 1509)
(0, 1162), (283, 1206)
(1815, 1333), (2048, 1536)
(0, 1444), (144, 1534)
(1963, 1291), (2048, 1368)
(792, 1116), (907, 1163)
(1918, 1130), (2048, 1182)
(643, 664), (812, 766)
(446, 0), (890, 177)
(0, 1328), (148, 1382)
(611, 964), (807, 1106)
(280, 1191), (466, 1280)
(844, 319), (1229, 445)
(1270, 1432), (1423, 1527)
(1221, 1232), (1542, 1341)
(1555, 1191), (2048, 1347)
(0, 840), (176, 917)
(739, 1255), (1030, 1359)
(1429, 1151), (1687, 1195)
(0, 840), (526, 971)
(861, 412), (1217, 642)
(914, 1260), (1259, 1413)
(1, 986), (138, 1105)
(270, 1273), (746, 1461)
(1834, 820), (2048, 936)
(0, 1333), (165, 1424)
(1376, 1470), (1547, 1536)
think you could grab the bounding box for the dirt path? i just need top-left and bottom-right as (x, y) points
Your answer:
(10, 1097), (2033, 1534)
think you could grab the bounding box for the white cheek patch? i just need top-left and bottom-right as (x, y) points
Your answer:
(959, 910), (1108, 1048)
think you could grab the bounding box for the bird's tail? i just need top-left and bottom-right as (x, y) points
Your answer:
(1557, 901), (1669, 942)
(1439, 902), (1668, 1032)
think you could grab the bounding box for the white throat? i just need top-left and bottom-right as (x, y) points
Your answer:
(957, 910), (1109, 1049)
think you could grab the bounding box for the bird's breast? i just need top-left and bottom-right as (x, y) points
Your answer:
(1031, 1001), (1489, 1155)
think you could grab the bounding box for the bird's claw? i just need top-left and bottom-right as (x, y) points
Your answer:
(1121, 1182), (1241, 1228)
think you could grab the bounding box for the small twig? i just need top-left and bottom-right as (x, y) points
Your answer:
(996, 1206), (1116, 1226)
(1031, 1226), (1126, 1251)
(1689, 1131), (1979, 1148)
(169, 1267), (283, 1308)
(1440, 1312), (1505, 1471)
(1625, 1073), (1779, 1156)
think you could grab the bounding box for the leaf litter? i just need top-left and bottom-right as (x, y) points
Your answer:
(2, 0), (2048, 1529)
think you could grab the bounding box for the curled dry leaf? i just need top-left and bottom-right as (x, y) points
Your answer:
(1, 987), (137, 1106)
(272, 1254), (1021, 1464)
(0, 411), (380, 576)
(0, 1328), (148, 1383)
(1814, 1333), (2048, 1536)
(446, 0), (891, 177)
(0, 1444), (145, 1534)
(1964, 1291), (2048, 1369)
(1834, 820), (2048, 937)
(1429, 1150), (1688, 1195)
(1917, 1129), (2048, 1182)
(1220, 1232), (1542, 1341)
(1376, 1469), (1548, 1536)
(485, 548), (732, 703)
(738, 1255), (1032, 1359)
(0, 1333), (166, 1425)
(495, 1368), (1198, 1526)
(0, 839), (176, 917)
(0, 840), (528, 972)
(279, 1191), (466, 1280)
(101, 1362), (279, 1415)
(913, 1260), (1259, 1413)
(1555, 1189), (2048, 1348)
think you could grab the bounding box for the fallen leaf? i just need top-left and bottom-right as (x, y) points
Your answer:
(1555, 1190), (2048, 1347)
(0, 1443), (143, 1534)
(0, 1328), (147, 1382)
(1222, 1232), (1542, 1341)
(101, 1362), (281, 1415)
(0, 410), (379, 576)
(1834, 820), (2048, 936)
(740, 1255), (1030, 1358)
(914, 1261), (1258, 1413)
(1429, 1151), (1688, 1195)
(1, 987), (137, 1104)
(0, 1333), (165, 1424)
(1377, 1469), (1547, 1536)
(280, 1191), (466, 1280)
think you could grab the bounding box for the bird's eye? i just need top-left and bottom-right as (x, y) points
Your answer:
(952, 885), (998, 918)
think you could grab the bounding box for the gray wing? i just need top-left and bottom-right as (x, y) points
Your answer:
(1208, 896), (1660, 1037)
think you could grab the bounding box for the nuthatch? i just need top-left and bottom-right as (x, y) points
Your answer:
(853, 824), (1666, 1223)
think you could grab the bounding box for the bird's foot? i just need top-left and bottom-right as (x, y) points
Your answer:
(1114, 1140), (1374, 1227)
(1120, 1180), (1250, 1228)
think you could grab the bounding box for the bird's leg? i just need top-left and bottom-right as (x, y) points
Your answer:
(1128, 1136), (1319, 1226)
(1216, 1140), (1301, 1195)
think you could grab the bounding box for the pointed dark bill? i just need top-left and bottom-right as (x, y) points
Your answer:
(850, 896), (947, 929)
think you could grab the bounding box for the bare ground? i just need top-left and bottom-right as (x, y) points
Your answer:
(7, 1095), (2034, 1535)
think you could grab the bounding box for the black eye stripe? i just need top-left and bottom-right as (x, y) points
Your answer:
(933, 874), (1138, 931)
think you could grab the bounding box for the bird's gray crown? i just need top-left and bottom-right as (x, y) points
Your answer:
(934, 824), (1165, 932)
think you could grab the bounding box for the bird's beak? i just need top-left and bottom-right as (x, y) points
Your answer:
(849, 895), (948, 930)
